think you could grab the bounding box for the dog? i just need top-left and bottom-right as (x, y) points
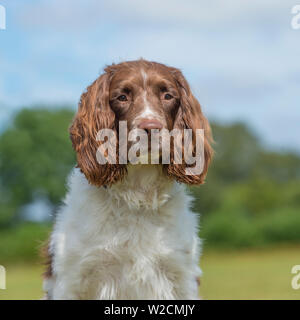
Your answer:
(43, 59), (213, 299)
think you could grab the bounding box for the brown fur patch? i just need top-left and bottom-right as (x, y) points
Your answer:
(40, 238), (53, 279)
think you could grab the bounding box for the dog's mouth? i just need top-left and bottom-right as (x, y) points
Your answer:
(126, 137), (163, 164)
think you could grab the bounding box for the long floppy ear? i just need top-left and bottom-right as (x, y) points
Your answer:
(164, 68), (213, 185)
(69, 73), (126, 187)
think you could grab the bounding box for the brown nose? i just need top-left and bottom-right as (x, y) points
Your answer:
(138, 119), (163, 131)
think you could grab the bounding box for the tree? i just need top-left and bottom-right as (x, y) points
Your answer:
(0, 107), (75, 227)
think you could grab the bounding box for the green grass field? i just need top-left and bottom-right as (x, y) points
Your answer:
(0, 246), (300, 300)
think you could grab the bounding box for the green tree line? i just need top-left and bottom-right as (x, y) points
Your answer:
(0, 107), (299, 258)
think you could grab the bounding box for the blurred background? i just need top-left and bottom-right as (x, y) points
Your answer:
(0, 0), (300, 299)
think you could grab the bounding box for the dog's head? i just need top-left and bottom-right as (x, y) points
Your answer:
(70, 60), (213, 186)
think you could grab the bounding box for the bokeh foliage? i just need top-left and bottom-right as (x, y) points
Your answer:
(0, 107), (300, 262)
(0, 108), (75, 227)
(191, 123), (300, 248)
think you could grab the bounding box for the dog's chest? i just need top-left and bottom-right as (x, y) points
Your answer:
(51, 170), (199, 299)
(74, 213), (187, 299)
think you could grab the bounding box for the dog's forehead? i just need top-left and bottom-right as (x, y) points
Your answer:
(110, 66), (176, 90)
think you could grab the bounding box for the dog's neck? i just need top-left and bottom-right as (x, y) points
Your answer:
(107, 165), (180, 211)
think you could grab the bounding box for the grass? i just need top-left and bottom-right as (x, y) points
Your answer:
(0, 246), (300, 300)
(201, 245), (300, 299)
(0, 262), (44, 300)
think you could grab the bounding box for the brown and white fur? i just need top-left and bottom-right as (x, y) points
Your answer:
(43, 60), (213, 299)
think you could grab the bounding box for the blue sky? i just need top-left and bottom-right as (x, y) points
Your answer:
(0, 0), (299, 152)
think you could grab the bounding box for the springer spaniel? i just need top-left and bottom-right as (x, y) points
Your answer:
(43, 60), (213, 299)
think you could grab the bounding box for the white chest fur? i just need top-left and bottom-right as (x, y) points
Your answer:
(45, 166), (201, 299)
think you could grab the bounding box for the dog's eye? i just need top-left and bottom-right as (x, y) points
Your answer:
(164, 93), (173, 100)
(117, 95), (128, 102)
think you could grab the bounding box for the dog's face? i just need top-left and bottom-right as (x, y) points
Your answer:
(109, 65), (180, 133)
(70, 60), (213, 186)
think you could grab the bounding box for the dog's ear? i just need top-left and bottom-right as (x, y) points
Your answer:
(164, 68), (213, 185)
(69, 73), (126, 187)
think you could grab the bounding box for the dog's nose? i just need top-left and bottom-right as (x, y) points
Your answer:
(138, 119), (163, 132)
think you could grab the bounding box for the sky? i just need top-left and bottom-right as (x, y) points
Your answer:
(0, 0), (299, 153)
